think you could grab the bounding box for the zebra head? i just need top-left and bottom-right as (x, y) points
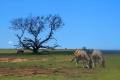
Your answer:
(88, 58), (92, 68)
(101, 59), (105, 67)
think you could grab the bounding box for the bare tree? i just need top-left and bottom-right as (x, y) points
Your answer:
(10, 14), (64, 53)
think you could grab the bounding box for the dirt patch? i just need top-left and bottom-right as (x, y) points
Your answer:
(0, 67), (97, 77)
(0, 66), (60, 77)
(0, 58), (28, 62)
(0, 57), (52, 63)
(58, 58), (72, 62)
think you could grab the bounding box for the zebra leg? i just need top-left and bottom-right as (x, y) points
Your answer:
(82, 59), (84, 68)
(76, 58), (79, 66)
(98, 60), (99, 67)
(92, 59), (95, 67)
(86, 60), (89, 68)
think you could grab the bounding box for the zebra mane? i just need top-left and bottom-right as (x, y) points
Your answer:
(85, 51), (91, 61)
(100, 52), (105, 61)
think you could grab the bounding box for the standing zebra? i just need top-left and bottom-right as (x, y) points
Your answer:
(92, 50), (105, 67)
(71, 50), (92, 68)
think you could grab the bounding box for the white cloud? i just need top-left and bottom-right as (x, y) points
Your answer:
(9, 30), (14, 32)
(8, 41), (13, 44)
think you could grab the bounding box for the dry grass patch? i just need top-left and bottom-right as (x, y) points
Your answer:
(0, 57), (53, 63)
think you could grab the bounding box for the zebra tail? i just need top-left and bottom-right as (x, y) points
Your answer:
(71, 56), (76, 62)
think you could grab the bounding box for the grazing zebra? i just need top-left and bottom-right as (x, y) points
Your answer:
(71, 50), (92, 68)
(17, 50), (24, 54)
(42, 49), (49, 54)
(92, 50), (105, 67)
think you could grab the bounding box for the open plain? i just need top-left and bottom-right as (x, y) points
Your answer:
(0, 49), (120, 80)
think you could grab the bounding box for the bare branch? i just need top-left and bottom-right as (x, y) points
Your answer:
(10, 14), (64, 53)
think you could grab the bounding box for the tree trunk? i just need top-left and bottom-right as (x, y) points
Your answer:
(32, 48), (39, 54)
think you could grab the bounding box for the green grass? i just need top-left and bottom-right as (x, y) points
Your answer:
(0, 49), (120, 80)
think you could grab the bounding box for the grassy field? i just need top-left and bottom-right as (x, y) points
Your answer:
(0, 49), (120, 80)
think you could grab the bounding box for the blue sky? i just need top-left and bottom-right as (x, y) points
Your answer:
(0, 0), (120, 49)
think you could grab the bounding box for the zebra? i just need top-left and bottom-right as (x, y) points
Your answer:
(92, 50), (105, 67)
(17, 49), (24, 54)
(42, 49), (49, 54)
(71, 50), (92, 68)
